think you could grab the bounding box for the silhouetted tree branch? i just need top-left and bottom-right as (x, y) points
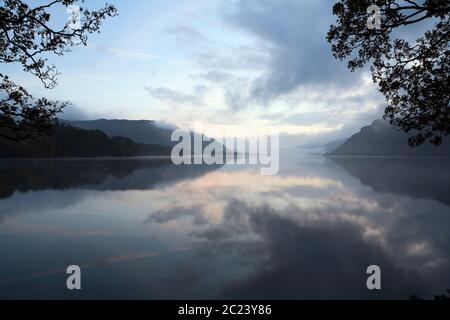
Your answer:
(0, 0), (117, 141)
(327, 0), (449, 146)
(0, 73), (66, 141)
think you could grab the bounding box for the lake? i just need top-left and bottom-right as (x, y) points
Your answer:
(0, 152), (449, 299)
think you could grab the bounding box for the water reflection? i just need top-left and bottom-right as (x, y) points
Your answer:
(0, 156), (449, 299)
(0, 158), (221, 221)
(331, 157), (450, 206)
(0, 158), (221, 198)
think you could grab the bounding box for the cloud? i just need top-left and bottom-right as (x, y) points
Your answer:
(196, 50), (268, 71)
(223, 79), (250, 111)
(194, 70), (232, 83)
(226, 0), (365, 103)
(278, 104), (386, 147)
(175, 0), (377, 114)
(94, 45), (191, 64)
(145, 86), (206, 105)
(145, 0), (385, 132)
(58, 104), (90, 120)
(166, 26), (210, 47)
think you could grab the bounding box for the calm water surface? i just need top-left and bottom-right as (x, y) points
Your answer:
(0, 152), (449, 299)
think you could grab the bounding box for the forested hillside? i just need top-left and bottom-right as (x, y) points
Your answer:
(0, 124), (171, 158)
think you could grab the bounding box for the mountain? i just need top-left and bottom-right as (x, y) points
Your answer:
(0, 124), (171, 158)
(322, 139), (346, 153)
(64, 119), (224, 153)
(327, 119), (450, 156)
(63, 119), (175, 146)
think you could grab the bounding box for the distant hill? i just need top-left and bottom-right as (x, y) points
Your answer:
(64, 119), (175, 146)
(328, 119), (450, 157)
(0, 124), (171, 158)
(64, 119), (224, 153)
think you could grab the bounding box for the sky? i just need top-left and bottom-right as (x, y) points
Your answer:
(4, 0), (388, 144)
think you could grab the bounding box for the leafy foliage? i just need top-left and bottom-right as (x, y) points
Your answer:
(0, 0), (117, 141)
(327, 0), (450, 146)
(0, 73), (66, 141)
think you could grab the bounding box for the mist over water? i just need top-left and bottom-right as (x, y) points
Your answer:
(0, 152), (449, 299)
